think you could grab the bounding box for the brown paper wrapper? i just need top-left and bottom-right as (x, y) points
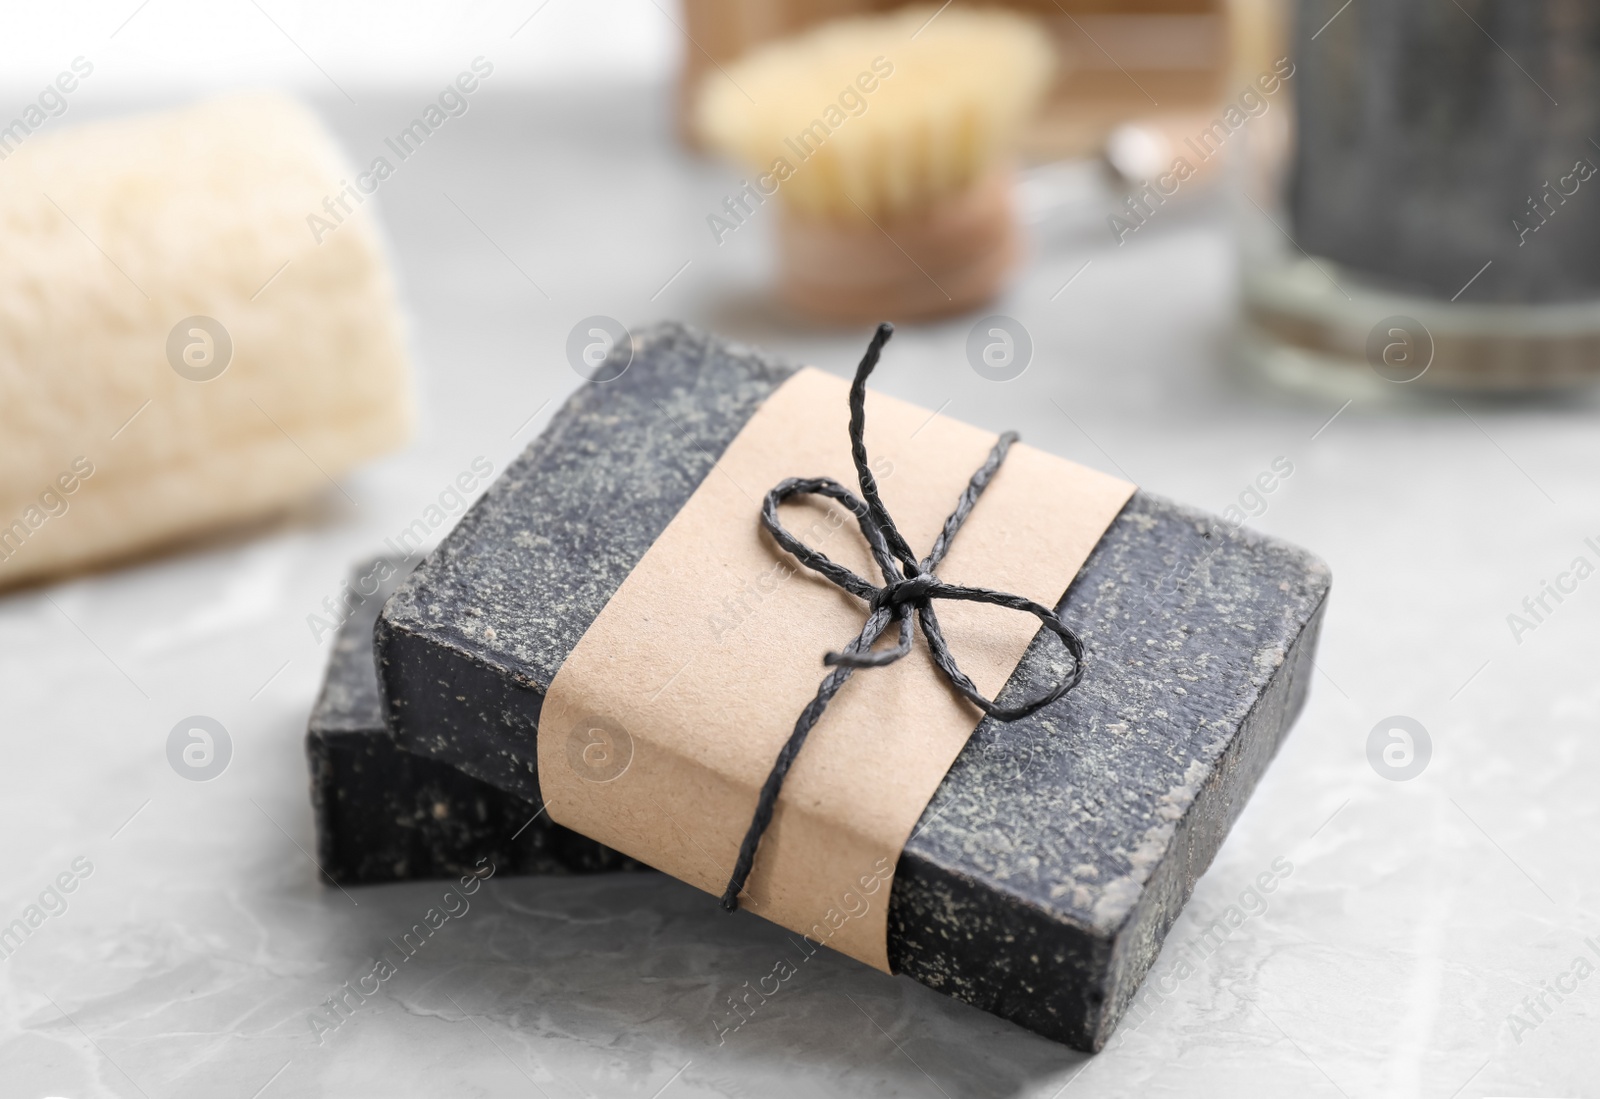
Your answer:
(538, 368), (1134, 971)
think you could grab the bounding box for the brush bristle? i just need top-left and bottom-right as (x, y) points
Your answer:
(696, 6), (1055, 221)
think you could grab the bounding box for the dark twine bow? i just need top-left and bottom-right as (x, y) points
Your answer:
(719, 322), (1087, 912)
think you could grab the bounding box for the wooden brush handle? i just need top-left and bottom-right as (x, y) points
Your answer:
(777, 170), (1019, 325)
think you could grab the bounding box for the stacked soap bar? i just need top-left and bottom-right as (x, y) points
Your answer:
(376, 323), (1330, 1051)
(306, 558), (642, 885)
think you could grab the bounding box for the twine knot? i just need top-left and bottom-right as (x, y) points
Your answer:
(864, 573), (940, 615)
(719, 323), (1089, 913)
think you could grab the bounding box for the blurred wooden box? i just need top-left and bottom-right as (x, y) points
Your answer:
(679, 0), (1228, 159)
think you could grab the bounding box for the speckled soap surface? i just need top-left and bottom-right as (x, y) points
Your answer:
(307, 559), (641, 885)
(378, 323), (1330, 1051)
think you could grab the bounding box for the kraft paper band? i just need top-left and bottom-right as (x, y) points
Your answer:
(538, 367), (1135, 972)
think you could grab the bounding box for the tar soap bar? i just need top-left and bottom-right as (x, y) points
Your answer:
(376, 324), (1330, 1050)
(306, 558), (642, 885)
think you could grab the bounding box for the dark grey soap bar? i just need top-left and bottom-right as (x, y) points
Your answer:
(376, 323), (1330, 1051)
(306, 558), (642, 885)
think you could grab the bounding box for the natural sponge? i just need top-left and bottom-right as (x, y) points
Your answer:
(0, 94), (413, 590)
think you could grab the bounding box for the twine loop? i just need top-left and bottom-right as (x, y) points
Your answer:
(720, 322), (1088, 912)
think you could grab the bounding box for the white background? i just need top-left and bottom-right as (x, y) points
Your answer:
(0, 0), (675, 93)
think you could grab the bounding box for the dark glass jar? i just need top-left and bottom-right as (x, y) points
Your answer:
(1238, 0), (1600, 394)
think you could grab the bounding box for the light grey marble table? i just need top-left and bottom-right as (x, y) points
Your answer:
(2, 83), (1597, 1099)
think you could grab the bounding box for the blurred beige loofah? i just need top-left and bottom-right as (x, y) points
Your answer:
(0, 94), (414, 591)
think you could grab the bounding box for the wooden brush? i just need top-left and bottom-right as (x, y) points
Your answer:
(696, 5), (1054, 324)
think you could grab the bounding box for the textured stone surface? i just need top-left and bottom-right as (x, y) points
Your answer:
(307, 558), (642, 885)
(378, 323), (1330, 1051)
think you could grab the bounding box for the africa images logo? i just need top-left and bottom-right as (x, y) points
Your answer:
(167, 716), (232, 782)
